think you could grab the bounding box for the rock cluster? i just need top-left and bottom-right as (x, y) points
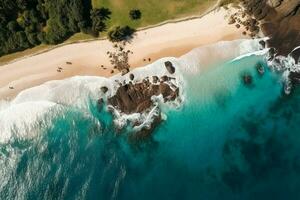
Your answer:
(107, 42), (132, 75)
(228, 11), (260, 38)
(239, 0), (300, 55)
(108, 76), (179, 114)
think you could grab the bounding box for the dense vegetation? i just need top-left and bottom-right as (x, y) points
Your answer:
(0, 0), (114, 56)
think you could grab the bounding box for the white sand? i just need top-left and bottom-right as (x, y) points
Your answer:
(0, 7), (247, 100)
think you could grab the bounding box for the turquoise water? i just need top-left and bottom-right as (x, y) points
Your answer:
(1, 54), (300, 199)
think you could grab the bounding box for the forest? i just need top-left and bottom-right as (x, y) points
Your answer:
(0, 0), (114, 57)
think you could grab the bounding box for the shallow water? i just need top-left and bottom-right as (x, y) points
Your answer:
(1, 43), (300, 199)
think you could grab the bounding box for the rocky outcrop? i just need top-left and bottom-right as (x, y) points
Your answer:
(240, 0), (300, 55)
(108, 76), (179, 114)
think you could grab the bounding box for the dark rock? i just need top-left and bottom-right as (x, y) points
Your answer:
(164, 61), (175, 74)
(161, 75), (169, 82)
(256, 63), (265, 75)
(101, 86), (108, 94)
(259, 40), (266, 48)
(130, 113), (162, 141)
(228, 16), (236, 24)
(152, 76), (159, 83)
(97, 98), (104, 111)
(289, 71), (300, 84)
(290, 47), (300, 63)
(129, 73), (135, 80)
(241, 0), (300, 55)
(268, 47), (277, 60)
(243, 74), (253, 85)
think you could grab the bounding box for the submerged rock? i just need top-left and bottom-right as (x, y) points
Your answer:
(243, 74), (253, 85)
(97, 98), (104, 111)
(164, 61), (175, 74)
(256, 63), (265, 75)
(130, 113), (162, 141)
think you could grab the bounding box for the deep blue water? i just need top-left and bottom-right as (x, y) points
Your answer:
(1, 54), (300, 199)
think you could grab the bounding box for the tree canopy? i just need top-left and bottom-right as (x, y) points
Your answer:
(0, 0), (113, 57)
(108, 26), (136, 43)
(129, 9), (142, 20)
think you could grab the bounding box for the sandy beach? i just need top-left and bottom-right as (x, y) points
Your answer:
(0, 7), (247, 100)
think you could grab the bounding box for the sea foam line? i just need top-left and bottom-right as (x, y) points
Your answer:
(0, 39), (264, 144)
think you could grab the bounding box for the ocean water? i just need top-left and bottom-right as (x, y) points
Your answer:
(1, 41), (300, 199)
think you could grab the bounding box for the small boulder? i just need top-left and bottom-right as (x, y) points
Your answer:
(152, 76), (159, 83)
(259, 40), (266, 49)
(129, 73), (135, 81)
(161, 76), (169, 82)
(101, 86), (108, 94)
(164, 61), (175, 74)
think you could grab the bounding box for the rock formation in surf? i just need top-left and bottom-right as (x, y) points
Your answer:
(240, 0), (300, 56)
(100, 61), (180, 139)
(108, 78), (179, 114)
(229, 0), (300, 92)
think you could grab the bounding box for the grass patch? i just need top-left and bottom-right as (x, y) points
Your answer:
(0, 45), (51, 65)
(66, 32), (96, 42)
(92, 0), (218, 30)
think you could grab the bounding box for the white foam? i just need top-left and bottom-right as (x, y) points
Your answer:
(0, 101), (57, 143)
(0, 39), (267, 143)
(179, 38), (265, 74)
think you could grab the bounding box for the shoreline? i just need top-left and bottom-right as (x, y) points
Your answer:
(0, 0), (221, 67)
(0, 7), (248, 100)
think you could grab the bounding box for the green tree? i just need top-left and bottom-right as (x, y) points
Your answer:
(7, 21), (19, 32)
(108, 26), (136, 42)
(129, 9), (142, 20)
(90, 7), (111, 34)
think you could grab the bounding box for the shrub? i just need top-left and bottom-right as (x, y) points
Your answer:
(129, 9), (142, 20)
(108, 26), (136, 42)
